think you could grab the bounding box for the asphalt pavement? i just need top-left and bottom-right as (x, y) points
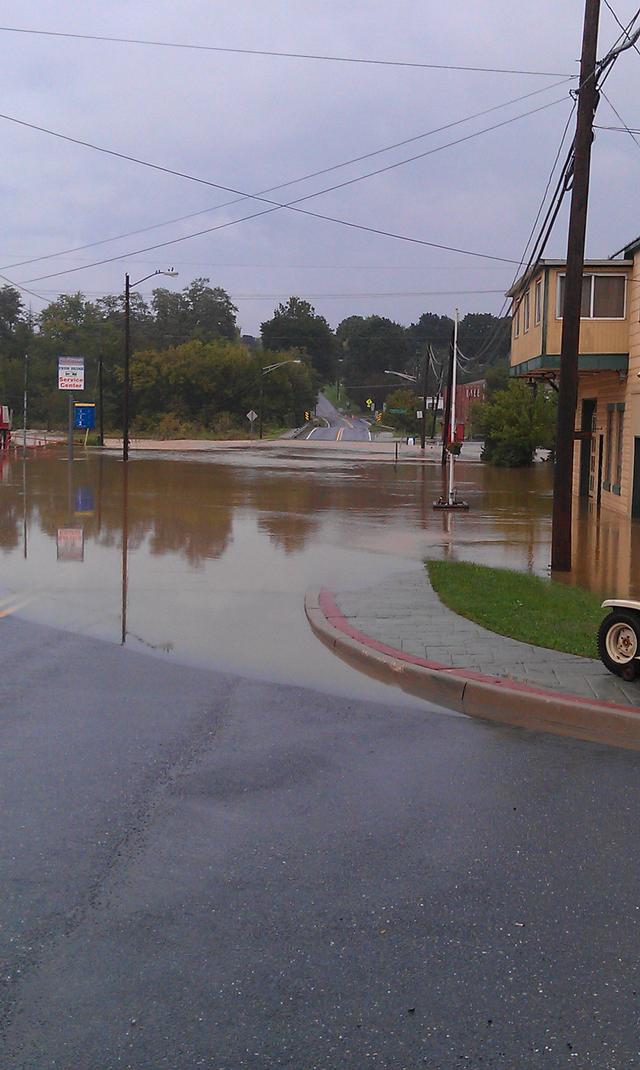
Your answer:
(3, 614), (640, 1068)
(304, 394), (372, 441)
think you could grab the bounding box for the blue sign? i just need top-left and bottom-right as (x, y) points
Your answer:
(74, 404), (95, 430)
(74, 487), (94, 515)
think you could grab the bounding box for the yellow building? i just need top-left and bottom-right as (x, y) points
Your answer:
(508, 236), (640, 518)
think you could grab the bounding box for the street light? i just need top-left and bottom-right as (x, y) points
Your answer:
(385, 369), (417, 383)
(385, 347), (432, 450)
(123, 268), (179, 462)
(259, 359), (302, 439)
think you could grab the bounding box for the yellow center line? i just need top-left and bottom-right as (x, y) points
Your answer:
(0, 595), (33, 618)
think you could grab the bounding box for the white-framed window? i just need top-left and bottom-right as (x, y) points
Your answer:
(534, 278), (542, 325)
(556, 274), (626, 319)
(514, 304), (520, 338)
(523, 290), (530, 333)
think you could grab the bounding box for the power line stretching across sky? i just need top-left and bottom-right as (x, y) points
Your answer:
(0, 77), (572, 274)
(14, 92), (571, 284)
(0, 25), (575, 77)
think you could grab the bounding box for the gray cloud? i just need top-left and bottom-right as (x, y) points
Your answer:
(1, 0), (639, 333)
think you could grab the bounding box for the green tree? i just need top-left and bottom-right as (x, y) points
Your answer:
(183, 278), (238, 342)
(0, 286), (24, 344)
(261, 297), (336, 382)
(128, 339), (315, 435)
(407, 312), (453, 353)
(151, 279), (238, 348)
(338, 315), (410, 408)
(484, 364), (510, 396)
(479, 380), (556, 467)
(384, 387), (420, 434)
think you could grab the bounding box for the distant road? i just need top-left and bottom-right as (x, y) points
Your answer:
(303, 394), (371, 442)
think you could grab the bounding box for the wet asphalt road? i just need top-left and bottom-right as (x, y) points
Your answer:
(3, 615), (640, 1068)
(304, 394), (371, 441)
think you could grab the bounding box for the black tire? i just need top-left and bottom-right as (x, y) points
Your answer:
(597, 611), (640, 680)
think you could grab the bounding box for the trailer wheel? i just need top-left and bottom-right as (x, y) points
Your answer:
(597, 611), (640, 681)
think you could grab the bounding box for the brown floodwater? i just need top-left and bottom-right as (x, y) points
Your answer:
(0, 445), (636, 699)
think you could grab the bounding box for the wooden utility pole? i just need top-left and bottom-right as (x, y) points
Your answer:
(551, 0), (601, 571)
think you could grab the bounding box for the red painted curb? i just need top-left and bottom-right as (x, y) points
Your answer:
(315, 588), (640, 719)
(306, 589), (640, 748)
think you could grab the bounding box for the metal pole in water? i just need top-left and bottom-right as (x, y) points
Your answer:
(448, 309), (459, 503)
(22, 351), (28, 455)
(68, 393), (74, 463)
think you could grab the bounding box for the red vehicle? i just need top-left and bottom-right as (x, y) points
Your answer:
(0, 405), (11, 450)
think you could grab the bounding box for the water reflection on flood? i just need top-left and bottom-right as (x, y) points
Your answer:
(1, 446), (637, 695)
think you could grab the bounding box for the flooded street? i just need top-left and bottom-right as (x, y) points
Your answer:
(0, 444), (635, 696)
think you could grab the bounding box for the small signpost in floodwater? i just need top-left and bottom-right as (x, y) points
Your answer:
(58, 356), (85, 463)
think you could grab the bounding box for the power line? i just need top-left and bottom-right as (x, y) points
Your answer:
(603, 0), (640, 59)
(18, 95), (570, 284)
(0, 272), (46, 303)
(471, 108), (577, 365)
(0, 25), (575, 77)
(484, 106), (576, 358)
(3, 257), (514, 271)
(30, 287), (508, 300)
(22, 204), (522, 285)
(596, 122), (640, 131)
(0, 77), (573, 273)
(472, 7), (640, 368)
(603, 89), (640, 149)
(5, 92), (568, 280)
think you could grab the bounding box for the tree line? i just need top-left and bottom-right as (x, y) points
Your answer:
(0, 280), (511, 438)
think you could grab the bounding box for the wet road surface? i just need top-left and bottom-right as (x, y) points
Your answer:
(3, 446), (640, 1066)
(304, 394), (371, 441)
(3, 614), (640, 1068)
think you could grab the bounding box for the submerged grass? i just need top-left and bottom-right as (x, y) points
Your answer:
(427, 560), (604, 658)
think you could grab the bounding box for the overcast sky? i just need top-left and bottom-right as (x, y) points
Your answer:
(1, 0), (639, 335)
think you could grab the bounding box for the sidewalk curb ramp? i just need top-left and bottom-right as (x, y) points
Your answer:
(305, 588), (640, 751)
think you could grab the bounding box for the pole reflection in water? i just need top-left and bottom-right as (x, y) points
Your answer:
(22, 455), (27, 560)
(121, 462), (128, 646)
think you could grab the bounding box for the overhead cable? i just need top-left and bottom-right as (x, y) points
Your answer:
(0, 25), (575, 77)
(0, 76), (572, 273)
(17, 94), (571, 284)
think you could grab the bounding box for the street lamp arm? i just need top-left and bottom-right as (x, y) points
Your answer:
(130, 268), (179, 288)
(384, 369), (417, 383)
(262, 359), (303, 375)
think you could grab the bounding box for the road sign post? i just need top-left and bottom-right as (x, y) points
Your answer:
(58, 357), (85, 463)
(247, 409), (258, 435)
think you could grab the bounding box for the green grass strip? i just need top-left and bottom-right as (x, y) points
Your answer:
(427, 560), (603, 658)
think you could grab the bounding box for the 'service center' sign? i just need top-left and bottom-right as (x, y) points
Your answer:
(58, 357), (85, 391)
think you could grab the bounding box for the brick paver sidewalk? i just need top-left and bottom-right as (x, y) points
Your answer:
(334, 568), (640, 710)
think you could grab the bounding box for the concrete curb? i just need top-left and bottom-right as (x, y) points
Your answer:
(305, 588), (640, 750)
